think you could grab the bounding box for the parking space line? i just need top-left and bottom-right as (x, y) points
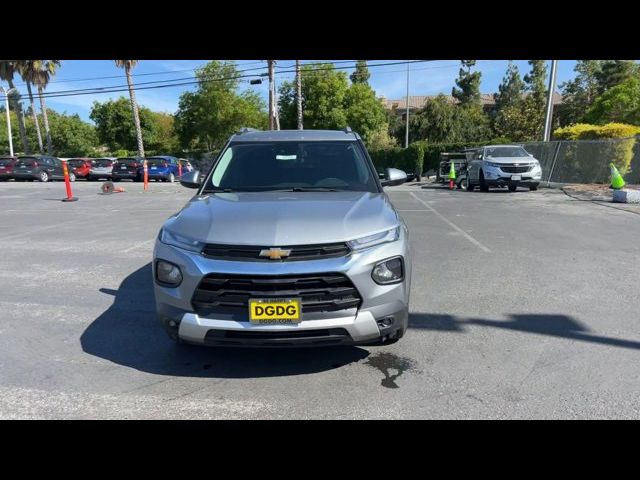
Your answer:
(409, 191), (492, 253)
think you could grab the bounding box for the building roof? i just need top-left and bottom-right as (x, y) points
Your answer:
(230, 129), (361, 142)
(381, 92), (563, 110)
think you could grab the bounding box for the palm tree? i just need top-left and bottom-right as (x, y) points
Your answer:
(27, 60), (61, 154)
(115, 60), (145, 158)
(0, 61), (31, 154)
(16, 61), (44, 153)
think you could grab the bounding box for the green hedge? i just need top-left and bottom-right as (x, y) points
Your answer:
(369, 141), (426, 179)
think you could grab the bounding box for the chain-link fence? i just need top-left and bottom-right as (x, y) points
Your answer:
(515, 136), (640, 185)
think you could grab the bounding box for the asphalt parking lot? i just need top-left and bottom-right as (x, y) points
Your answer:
(1, 180), (640, 419)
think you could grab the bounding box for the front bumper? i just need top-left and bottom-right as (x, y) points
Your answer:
(153, 229), (411, 347)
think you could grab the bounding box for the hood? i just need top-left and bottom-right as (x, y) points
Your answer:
(485, 156), (537, 164)
(164, 191), (400, 246)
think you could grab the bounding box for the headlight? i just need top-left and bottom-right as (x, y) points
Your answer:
(347, 226), (400, 251)
(155, 260), (183, 287)
(372, 256), (404, 285)
(485, 161), (501, 168)
(160, 228), (204, 253)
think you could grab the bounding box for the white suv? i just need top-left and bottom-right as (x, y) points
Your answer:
(464, 145), (543, 192)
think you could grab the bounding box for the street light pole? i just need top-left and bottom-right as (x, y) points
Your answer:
(543, 60), (558, 142)
(405, 62), (410, 148)
(1, 87), (15, 156)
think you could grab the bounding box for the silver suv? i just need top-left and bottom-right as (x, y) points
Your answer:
(152, 129), (412, 347)
(464, 145), (543, 192)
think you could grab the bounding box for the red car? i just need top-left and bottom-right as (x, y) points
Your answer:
(0, 156), (17, 180)
(67, 158), (92, 179)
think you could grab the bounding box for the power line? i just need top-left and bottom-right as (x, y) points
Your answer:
(21, 60), (436, 101)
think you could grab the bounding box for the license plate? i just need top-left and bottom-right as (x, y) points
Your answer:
(121, 166), (127, 170)
(511, 175), (521, 181)
(20, 165), (26, 168)
(249, 298), (301, 324)
(150, 167), (157, 170)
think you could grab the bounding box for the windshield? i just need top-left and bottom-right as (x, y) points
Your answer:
(147, 158), (169, 166)
(204, 141), (379, 192)
(485, 147), (529, 158)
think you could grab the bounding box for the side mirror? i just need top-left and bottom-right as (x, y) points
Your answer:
(381, 167), (407, 187)
(180, 170), (202, 189)
(479, 154), (484, 160)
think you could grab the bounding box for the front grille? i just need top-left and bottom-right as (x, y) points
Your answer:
(192, 273), (362, 315)
(204, 328), (352, 346)
(499, 165), (532, 174)
(201, 242), (351, 261)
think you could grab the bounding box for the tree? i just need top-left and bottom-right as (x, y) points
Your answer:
(451, 60), (481, 106)
(174, 61), (267, 151)
(146, 111), (180, 153)
(115, 60), (145, 158)
(410, 95), (490, 144)
(494, 61), (524, 111)
(596, 60), (638, 94)
(557, 60), (603, 126)
(344, 83), (387, 144)
(350, 60), (370, 85)
(493, 96), (546, 142)
(22, 60), (61, 154)
(583, 76), (640, 125)
(0, 60), (30, 154)
(16, 60), (44, 153)
(91, 97), (159, 152)
(279, 63), (349, 130)
(523, 60), (548, 112)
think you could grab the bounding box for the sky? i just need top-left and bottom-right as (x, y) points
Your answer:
(8, 60), (579, 123)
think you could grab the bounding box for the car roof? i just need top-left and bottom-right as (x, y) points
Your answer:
(483, 145), (524, 148)
(147, 155), (176, 160)
(229, 129), (361, 142)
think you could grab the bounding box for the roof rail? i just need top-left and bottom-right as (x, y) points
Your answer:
(237, 127), (260, 135)
(343, 126), (353, 134)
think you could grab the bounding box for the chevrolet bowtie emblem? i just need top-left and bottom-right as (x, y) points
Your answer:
(259, 247), (292, 260)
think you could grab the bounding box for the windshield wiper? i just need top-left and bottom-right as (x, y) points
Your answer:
(290, 187), (342, 192)
(205, 188), (234, 193)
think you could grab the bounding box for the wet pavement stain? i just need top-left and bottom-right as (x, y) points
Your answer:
(364, 352), (418, 389)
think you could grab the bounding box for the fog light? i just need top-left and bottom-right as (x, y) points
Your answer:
(377, 316), (396, 328)
(372, 257), (404, 285)
(156, 260), (183, 287)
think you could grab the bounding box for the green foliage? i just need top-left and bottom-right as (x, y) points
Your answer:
(558, 60), (603, 126)
(369, 141), (426, 176)
(410, 95), (491, 144)
(523, 60), (548, 111)
(366, 126), (397, 150)
(494, 61), (524, 112)
(0, 108), (97, 157)
(493, 94), (545, 142)
(279, 63), (349, 130)
(174, 61), (268, 151)
(554, 122), (640, 179)
(350, 60), (370, 85)
(344, 83), (388, 143)
(596, 61), (638, 94)
(451, 60), (481, 106)
(90, 97), (158, 152)
(583, 76), (640, 125)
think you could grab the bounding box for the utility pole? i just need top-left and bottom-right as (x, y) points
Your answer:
(268, 60), (275, 130)
(405, 62), (410, 148)
(543, 60), (558, 142)
(1, 87), (15, 156)
(296, 60), (303, 130)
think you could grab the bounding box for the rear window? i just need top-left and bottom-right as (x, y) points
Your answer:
(17, 157), (38, 166)
(93, 159), (112, 167)
(147, 158), (168, 166)
(67, 159), (85, 167)
(0, 158), (14, 166)
(116, 158), (139, 165)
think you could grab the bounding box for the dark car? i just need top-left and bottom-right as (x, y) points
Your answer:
(111, 157), (144, 182)
(0, 156), (17, 180)
(67, 158), (92, 179)
(12, 155), (76, 182)
(86, 158), (114, 181)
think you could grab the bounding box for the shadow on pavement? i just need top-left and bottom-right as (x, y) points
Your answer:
(409, 313), (640, 351)
(81, 263), (369, 378)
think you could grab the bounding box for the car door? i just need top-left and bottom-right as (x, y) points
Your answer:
(41, 157), (55, 177)
(51, 158), (64, 179)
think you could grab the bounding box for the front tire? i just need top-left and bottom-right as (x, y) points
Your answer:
(465, 174), (474, 192)
(168, 173), (175, 183)
(479, 171), (489, 192)
(529, 184), (538, 191)
(39, 171), (49, 182)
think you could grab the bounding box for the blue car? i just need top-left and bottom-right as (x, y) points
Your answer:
(145, 156), (181, 182)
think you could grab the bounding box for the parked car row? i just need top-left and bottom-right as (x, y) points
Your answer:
(0, 155), (193, 183)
